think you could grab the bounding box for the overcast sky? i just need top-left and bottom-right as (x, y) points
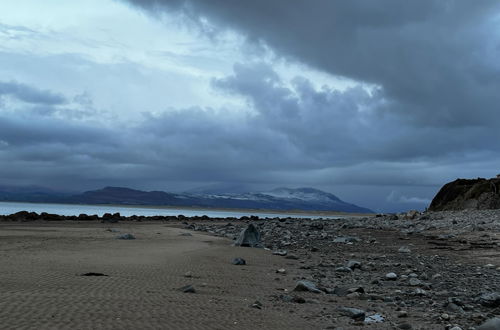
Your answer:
(1, 1), (499, 212)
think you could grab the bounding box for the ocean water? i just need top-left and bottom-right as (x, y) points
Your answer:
(0, 201), (340, 219)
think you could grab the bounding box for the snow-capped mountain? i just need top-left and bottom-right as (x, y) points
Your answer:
(1, 186), (373, 214)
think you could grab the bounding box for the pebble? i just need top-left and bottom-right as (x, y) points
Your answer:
(385, 272), (398, 280)
(232, 258), (246, 265)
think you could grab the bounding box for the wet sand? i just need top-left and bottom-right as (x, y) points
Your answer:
(0, 222), (313, 330)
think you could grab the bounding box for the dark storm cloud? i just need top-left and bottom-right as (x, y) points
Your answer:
(0, 80), (67, 105)
(124, 0), (500, 128)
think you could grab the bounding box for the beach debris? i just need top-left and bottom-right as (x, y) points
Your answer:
(117, 233), (136, 240)
(293, 280), (322, 294)
(231, 257), (246, 265)
(233, 224), (262, 247)
(179, 285), (196, 293)
(80, 272), (108, 277)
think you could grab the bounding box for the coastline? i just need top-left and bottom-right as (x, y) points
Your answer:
(0, 200), (374, 218)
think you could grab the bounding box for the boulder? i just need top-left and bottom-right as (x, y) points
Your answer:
(233, 224), (262, 247)
(477, 318), (500, 330)
(429, 177), (500, 211)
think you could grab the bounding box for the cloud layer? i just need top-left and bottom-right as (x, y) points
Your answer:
(1, 1), (500, 212)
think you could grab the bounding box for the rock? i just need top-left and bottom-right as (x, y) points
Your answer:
(408, 278), (422, 286)
(397, 311), (408, 318)
(117, 233), (135, 240)
(179, 233), (193, 236)
(250, 300), (262, 309)
(478, 292), (500, 307)
(449, 327), (462, 330)
(333, 236), (361, 244)
(429, 177), (500, 211)
(335, 267), (353, 273)
(385, 272), (398, 280)
(405, 210), (419, 220)
(364, 314), (385, 324)
(398, 323), (412, 329)
(285, 254), (299, 260)
(293, 280), (322, 294)
(337, 307), (366, 321)
(272, 250), (287, 256)
(234, 224), (262, 247)
(398, 246), (411, 253)
(276, 268), (286, 274)
(477, 317), (500, 330)
(231, 258), (246, 265)
(346, 260), (362, 270)
(184, 271), (193, 278)
(179, 285), (195, 293)
(80, 272), (108, 276)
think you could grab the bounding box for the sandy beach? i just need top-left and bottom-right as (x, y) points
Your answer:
(0, 221), (313, 330)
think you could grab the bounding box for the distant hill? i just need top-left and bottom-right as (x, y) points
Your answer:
(64, 186), (373, 213)
(0, 185), (373, 214)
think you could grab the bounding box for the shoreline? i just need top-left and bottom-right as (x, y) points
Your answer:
(0, 200), (374, 218)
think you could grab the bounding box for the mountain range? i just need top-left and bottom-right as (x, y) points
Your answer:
(0, 185), (373, 214)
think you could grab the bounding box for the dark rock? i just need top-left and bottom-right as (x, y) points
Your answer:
(478, 292), (500, 307)
(346, 260), (362, 270)
(293, 280), (322, 294)
(232, 258), (246, 265)
(333, 236), (361, 243)
(80, 272), (108, 276)
(179, 285), (196, 293)
(429, 177), (500, 211)
(233, 224), (262, 247)
(337, 307), (366, 321)
(117, 233), (136, 240)
(477, 317), (500, 330)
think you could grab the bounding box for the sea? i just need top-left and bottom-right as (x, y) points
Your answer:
(0, 201), (340, 219)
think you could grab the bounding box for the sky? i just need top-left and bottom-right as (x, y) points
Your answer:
(1, 0), (499, 212)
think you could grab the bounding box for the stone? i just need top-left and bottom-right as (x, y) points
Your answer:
(408, 278), (422, 286)
(272, 250), (287, 256)
(117, 233), (135, 240)
(231, 258), (246, 265)
(276, 268), (286, 274)
(478, 292), (500, 307)
(80, 272), (108, 276)
(398, 246), (411, 253)
(234, 224), (262, 247)
(385, 272), (398, 280)
(337, 307), (365, 321)
(364, 314), (385, 324)
(184, 271), (193, 278)
(346, 260), (362, 270)
(250, 301), (262, 309)
(398, 323), (412, 330)
(179, 285), (195, 293)
(293, 280), (322, 294)
(333, 236), (361, 244)
(477, 318), (500, 330)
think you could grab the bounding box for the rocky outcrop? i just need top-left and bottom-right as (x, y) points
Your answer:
(429, 177), (500, 211)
